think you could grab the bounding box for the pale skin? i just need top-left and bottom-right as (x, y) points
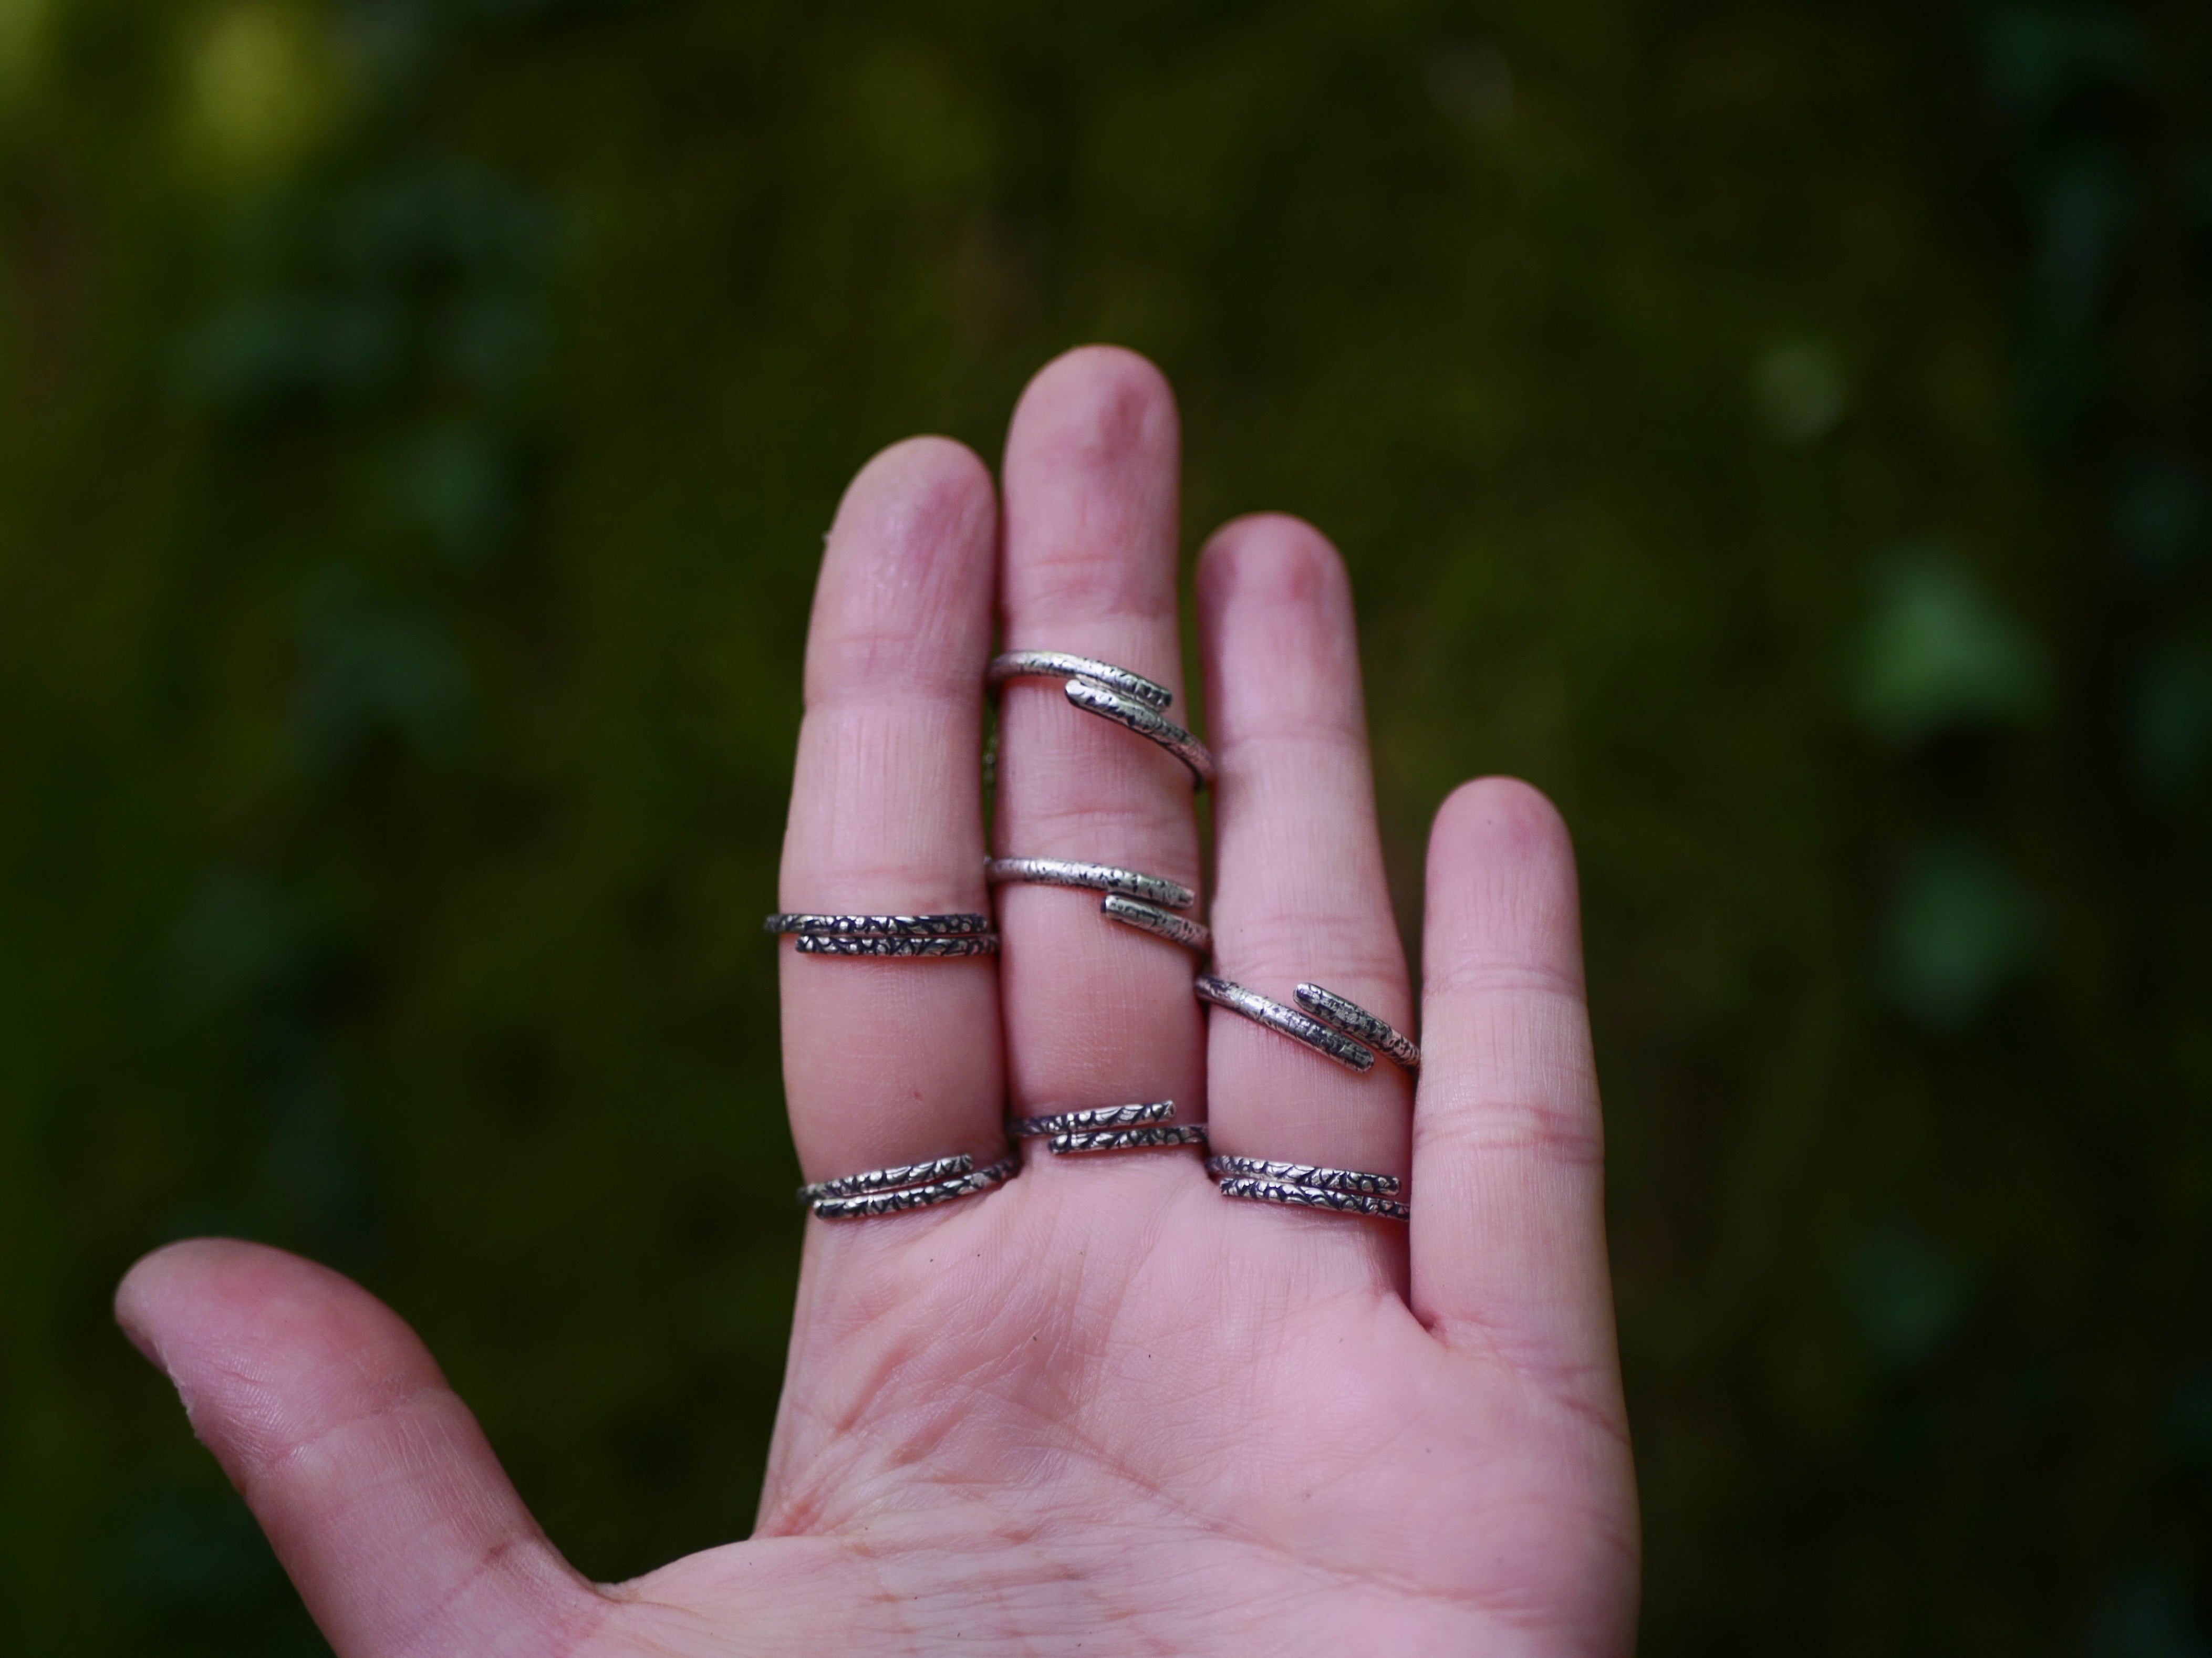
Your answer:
(115, 347), (1639, 1654)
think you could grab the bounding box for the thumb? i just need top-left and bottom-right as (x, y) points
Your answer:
(116, 1238), (608, 1658)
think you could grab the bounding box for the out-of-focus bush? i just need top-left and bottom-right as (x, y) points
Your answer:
(2, 2), (2207, 1651)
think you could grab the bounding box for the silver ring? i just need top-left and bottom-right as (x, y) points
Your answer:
(986, 858), (1195, 911)
(986, 651), (1173, 710)
(1010, 1101), (1175, 1137)
(765, 912), (992, 938)
(1194, 975), (1375, 1072)
(1062, 680), (1216, 787)
(1050, 1123), (1209, 1154)
(794, 933), (998, 957)
(810, 1153), (1017, 1220)
(1103, 894), (1211, 954)
(1206, 1155), (1401, 1195)
(1294, 984), (1419, 1075)
(798, 1154), (974, 1204)
(1217, 1175), (1409, 1222)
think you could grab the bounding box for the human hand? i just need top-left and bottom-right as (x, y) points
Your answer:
(116, 347), (1637, 1655)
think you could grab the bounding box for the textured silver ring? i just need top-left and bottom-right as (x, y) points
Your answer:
(986, 857), (1195, 911)
(1294, 984), (1419, 1074)
(798, 1154), (974, 1204)
(1217, 1175), (1409, 1223)
(765, 912), (992, 939)
(810, 1153), (1017, 1220)
(986, 651), (1173, 710)
(1010, 1101), (1176, 1138)
(1195, 975), (1376, 1072)
(1062, 680), (1216, 787)
(1050, 1123), (1209, 1155)
(984, 650), (1213, 787)
(1205, 1155), (1401, 1195)
(794, 933), (998, 957)
(1103, 894), (1211, 954)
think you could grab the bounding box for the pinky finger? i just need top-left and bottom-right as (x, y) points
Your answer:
(1409, 779), (1621, 1399)
(115, 1239), (608, 1658)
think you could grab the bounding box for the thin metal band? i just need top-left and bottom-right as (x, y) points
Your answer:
(1103, 894), (1211, 953)
(798, 1154), (973, 1205)
(811, 1153), (1017, 1220)
(794, 933), (999, 957)
(1050, 1123), (1210, 1154)
(1205, 1155), (1401, 1195)
(1010, 1101), (1175, 1138)
(1294, 984), (1420, 1075)
(765, 912), (992, 939)
(986, 651), (1173, 710)
(1217, 1175), (1410, 1222)
(1193, 975), (1376, 1072)
(985, 857), (1196, 912)
(1062, 680), (1217, 787)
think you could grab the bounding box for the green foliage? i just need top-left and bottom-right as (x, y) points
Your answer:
(2, 0), (2208, 1651)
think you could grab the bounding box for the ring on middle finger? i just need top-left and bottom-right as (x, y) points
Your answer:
(986, 650), (1217, 788)
(988, 857), (1212, 955)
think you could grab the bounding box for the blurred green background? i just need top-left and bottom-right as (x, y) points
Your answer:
(3, 0), (2209, 1650)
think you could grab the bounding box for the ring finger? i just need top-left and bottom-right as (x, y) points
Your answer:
(1197, 514), (1414, 1277)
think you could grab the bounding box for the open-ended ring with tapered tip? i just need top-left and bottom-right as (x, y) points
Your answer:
(1293, 984), (1419, 1074)
(1215, 1175), (1410, 1223)
(806, 1153), (1017, 1220)
(984, 650), (1175, 710)
(1102, 894), (1210, 953)
(1193, 975), (1376, 1072)
(984, 650), (1216, 787)
(985, 857), (1196, 912)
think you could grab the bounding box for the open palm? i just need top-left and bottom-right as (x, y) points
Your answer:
(117, 348), (1637, 1655)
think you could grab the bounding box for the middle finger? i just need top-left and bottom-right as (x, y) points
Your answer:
(994, 348), (1208, 1174)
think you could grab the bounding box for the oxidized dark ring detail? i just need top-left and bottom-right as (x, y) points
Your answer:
(1217, 1175), (1410, 1223)
(985, 651), (1173, 710)
(1206, 1155), (1401, 1196)
(1050, 1124), (1209, 1154)
(765, 912), (992, 938)
(809, 1154), (1018, 1220)
(794, 933), (998, 957)
(1010, 1102), (1176, 1138)
(1294, 984), (1419, 1073)
(799, 1153), (975, 1204)
(1102, 894), (1211, 953)
(1194, 975), (1376, 1072)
